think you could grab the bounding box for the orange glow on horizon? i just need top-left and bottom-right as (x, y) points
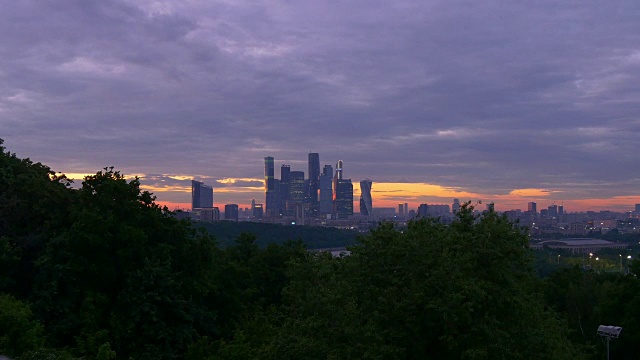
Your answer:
(148, 182), (639, 213)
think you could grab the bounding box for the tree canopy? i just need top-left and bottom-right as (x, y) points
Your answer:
(2, 138), (639, 359)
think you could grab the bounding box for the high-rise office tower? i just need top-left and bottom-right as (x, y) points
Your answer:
(264, 157), (277, 214)
(332, 160), (352, 219)
(404, 203), (408, 215)
(558, 205), (564, 222)
(452, 198), (461, 214)
(288, 171), (305, 213)
(280, 165), (290, 214)
(192, 180), (213, 210)
(322, 164), (333, 177)
(332, 160), (343, 203)
(528, 202), (537, 214)
(398, 203), (404, 216)
(359, 179), (373, 216)
(548, 204), (558, 219)
(335, 160), (343, 180)
(319, 165), (333, 215)
(418, 204), (428, 217)
(253, 204), (264, 219)
(334, 179), (353, 219)
(635, 204), (640, 214)
(224, 204), (239, 221)
(307, 153), (320, 217)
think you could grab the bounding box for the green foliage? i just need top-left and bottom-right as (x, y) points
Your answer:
(0, 294), (44, 358)
(544, 268), (640, 359)
(95, 343), (116, 360)
(31, 168), (222, 359)
(18, 349), (79, 360)
(195, 221), (357, 249)
(218, 205), (585, 359)
(0, 139), (72, 298)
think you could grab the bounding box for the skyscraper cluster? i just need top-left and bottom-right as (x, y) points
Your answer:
(264, 153), (365, 220)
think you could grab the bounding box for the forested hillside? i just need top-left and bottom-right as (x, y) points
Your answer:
(2, 139), (639, 359)
(195, 221), (357, 249)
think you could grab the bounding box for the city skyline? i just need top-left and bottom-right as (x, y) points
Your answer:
(2, 1), (639, 212)
(18, 154), (640, 213)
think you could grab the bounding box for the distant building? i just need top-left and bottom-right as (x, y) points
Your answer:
(528, 202), (537, 214)
(359, 179), (373, 216)
(452, 198), (461, 214)
(635, 204), (640, 215)
(280, 165), (290, 214)
(307, 153), (320, 216)
(191, 180), (213, 210)
(398, 203), (405, 217)
(570, 223), (586, 235)
(417, 204), (428, 217)
(374, 207), (396, 218)
(429, 204), (450, 217)
(530, 238), (626, 254)
(486, 202), (495, 212)
(288, 171), (305, 213)
(264, 156), (277, 214)
(173, 210), (191, 220)
(194, 207), (220, 222)
(334, 160), (343, 182)
(332, 160), (352, 219)
(224, 204), (239, 221)
(319, 165), (333, 215)
(418, 204), (451, 217)
(334, 179), (353, 219)
(253, 204), (264, 219)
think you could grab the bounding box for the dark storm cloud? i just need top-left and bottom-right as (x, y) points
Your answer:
(1, 0), (639, 208)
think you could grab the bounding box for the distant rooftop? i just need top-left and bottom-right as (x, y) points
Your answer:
(530, 238), (626, 253)
(539, 238), (614, 246)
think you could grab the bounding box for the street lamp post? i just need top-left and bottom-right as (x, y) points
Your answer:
(627, 255), (632, 275)
(619, 254), (622, 273)
(597, 325), (622, 360)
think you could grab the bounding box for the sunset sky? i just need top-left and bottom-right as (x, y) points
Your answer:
(2, 1), (639, 212)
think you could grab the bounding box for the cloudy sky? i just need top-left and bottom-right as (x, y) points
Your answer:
(2, 0), (639, 211)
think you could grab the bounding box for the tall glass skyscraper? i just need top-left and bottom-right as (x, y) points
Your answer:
(335, 179), (353, 219)
(332, 160), (352, 219)
(359, 179), (372, 216)
(264, 156), (277, 214)
(280, 165), (290, 214)
(192, 180), (213, 210)
(307, 153), (320, 216)
(288, 171), (305, 213)
(319, 165), (333, 215)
